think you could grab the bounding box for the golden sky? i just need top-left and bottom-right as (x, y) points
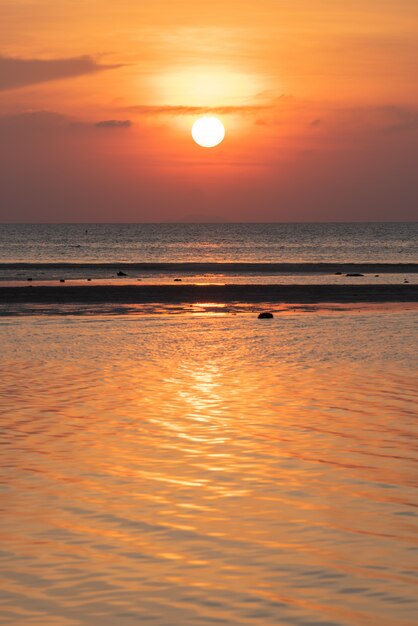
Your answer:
(1, 0), (417, 221)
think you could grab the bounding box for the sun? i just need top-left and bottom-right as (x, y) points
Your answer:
(192, 116), (225, 148)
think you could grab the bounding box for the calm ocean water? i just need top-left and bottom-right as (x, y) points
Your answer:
(0, 223), (417, 264)
(1, 310), (417, 626)
(1, 224), (417, 625)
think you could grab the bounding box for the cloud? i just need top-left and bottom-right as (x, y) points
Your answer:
(0, 111), (135, 135)
(324, 105), (418, 136)
(374, 105), (418, 133)
(127, 104), (273, 116)
(0, 55), (121, 91)
(95, 119), (132, 129)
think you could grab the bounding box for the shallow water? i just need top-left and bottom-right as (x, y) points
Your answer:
(1, 273), (416, 287)
(1, 311), (417, 626)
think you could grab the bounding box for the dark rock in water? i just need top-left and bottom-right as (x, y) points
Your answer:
(346, 273), (364, 277)
(375, 275), (379, 277)
(117, 271), (127, 277)
(27, 277), (33, 281)
(174, 278), (182, 282)
(87, 278), (92, 282)
(404, 279), (409, 283)
(258, 312), (274, 319)
(334, 272), (342, 275)
(60, 279), (65, 283)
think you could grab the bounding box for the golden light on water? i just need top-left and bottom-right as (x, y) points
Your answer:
(1, 311), (418, 624)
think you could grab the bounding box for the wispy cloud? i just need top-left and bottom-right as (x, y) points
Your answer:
(0, 111), (132, 136)
(127, 104), (274, 116)
(95, 119), (132, 129)
(323, 105), (418, 135)
(0, 55), (122, 91)
(372, 105), (418, 133)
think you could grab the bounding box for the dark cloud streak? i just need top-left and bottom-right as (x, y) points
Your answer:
(96, 119), (132, 128)
(0, 55), (122, 91)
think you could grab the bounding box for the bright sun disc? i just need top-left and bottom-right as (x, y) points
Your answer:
(192, 116), (225, 148)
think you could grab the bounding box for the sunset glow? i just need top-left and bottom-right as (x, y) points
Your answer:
(0, 0), (417, 221)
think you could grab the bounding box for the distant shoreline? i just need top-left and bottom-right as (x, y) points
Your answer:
(2, 284), (417, 305)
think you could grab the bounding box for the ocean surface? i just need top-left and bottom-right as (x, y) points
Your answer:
(0, 223), (417, 264)
(1, 223), (416, 288)
(1, 223), (417, 625)
(1, 310), (417, 626)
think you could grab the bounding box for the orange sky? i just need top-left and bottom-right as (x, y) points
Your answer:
(1, 0), (417, 221)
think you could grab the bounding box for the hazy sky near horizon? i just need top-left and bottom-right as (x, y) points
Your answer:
(1, 0), (417, 222)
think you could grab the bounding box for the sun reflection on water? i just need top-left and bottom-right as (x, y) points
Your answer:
(0, 312), (417, 625)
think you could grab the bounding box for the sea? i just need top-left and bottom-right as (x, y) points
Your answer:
(0, 223), (417, 626)
(0, 222), (417, 265)
(0, 222), (417, 287)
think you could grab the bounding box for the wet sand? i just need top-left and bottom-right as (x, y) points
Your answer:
(1, 283), (418, 305)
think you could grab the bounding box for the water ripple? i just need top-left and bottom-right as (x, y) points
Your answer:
(0, 311), (417, 625)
